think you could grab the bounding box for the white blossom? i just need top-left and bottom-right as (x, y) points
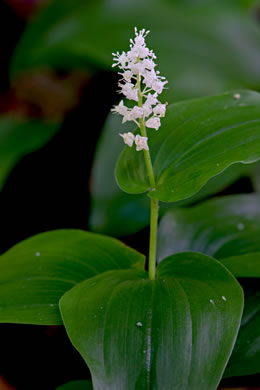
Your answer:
(111, 100), (128, 116)
(142, 103), (153, 117)
(122, 106), (144, 124)
(128, 45), (150, 61)
(145, 93), (158, 107)
(121, 111), (134, 124)
(111, 27), (168, 149)
(153, 103), (167, 117)
(121, 70), (133, 81)
(151, 79), (168, 94)
(119, 132), (135, 147)
(142, 70), (157, 88)
(131, 106), (144, 119)
(146, 117), (161, 130)
(142, 58), (156, 70)
(118, 82), (138, 102)
(112, 51), (128, 68)
(135, 134), (149, 151)
(130, 61), (146, 75)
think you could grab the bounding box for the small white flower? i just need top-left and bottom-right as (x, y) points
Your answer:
(121, 110), (134, 124)
(131, 106), (144, 119)
(153, 103), (167, 117)
(134, 27), (148, 46)
(146, 116), (161, 130)
(142, 70), (157, 88)
(122, 106), (143, 123)
(112, 51), (128, 68)
(135, 45), (150, 59)
(142, 103), (153, 117)
(143, 58), (156, 70)
(121, 70), (133, 81)
(111, 100), (128, 116)
(119, 132), (135, 147)
(134, 34), (145, 46)
(145, 93), (158, 107)
(119, 82), (138, 102)
(152, 79), (168, 94)
(130, 61), (146, 75)
(135, 134), (149, 151)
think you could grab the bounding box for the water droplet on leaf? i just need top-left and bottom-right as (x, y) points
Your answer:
(233, 93), (240, 100)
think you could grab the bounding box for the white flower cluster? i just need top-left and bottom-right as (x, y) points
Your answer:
(111, 27), (167, 151)
(119, 132), (149, 151)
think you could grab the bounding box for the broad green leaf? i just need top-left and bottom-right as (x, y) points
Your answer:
(158, 193), (260, 259)
(158, 194), (260, 275)
(57, 380), (92, 390)
(224, 282), (260, 378)
(116, 91), (260, 202)
(222, 253), (260, 277)
(0, 117), (60, 190)
(10, 1), (260, 101)
(90, 113), (249, 236)
(0, 230), (144, 325)
(60, 252), (243, 390)
(157, 194), (260, 376)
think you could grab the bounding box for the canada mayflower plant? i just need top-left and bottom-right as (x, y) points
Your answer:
(111, 27), (169, 280)
(2, 10), (260, 389)
(111, 27), (168, 152)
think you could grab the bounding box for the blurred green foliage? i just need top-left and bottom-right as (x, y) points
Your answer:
(10, 0), (260, 102)
(0, 117), (60, 190)
(57, 380), (92, 389)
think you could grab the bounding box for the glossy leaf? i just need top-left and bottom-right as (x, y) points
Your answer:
(224, 281), (260, 378)
(116, 91), (260, 202)
(158, 194), (260, 259)
(57, 380), (92, 390)
(222, 253), (260, 277)
(0, 230), (144, 325)
(158, 194), (260, 277)
(0, 116), (60, 190)
(157, 194), (260, 377)
(10, 1), (260, 101)
(60, 252), (243, 390)
(90, 113), (249, 236)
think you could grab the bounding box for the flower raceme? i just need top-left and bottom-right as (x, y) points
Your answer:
(111, 27), (168, 151)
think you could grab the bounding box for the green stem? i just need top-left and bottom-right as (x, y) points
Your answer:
(149, 198), (159, 280)
(137, 73), (158, 280)
(137, 74), (156, 190)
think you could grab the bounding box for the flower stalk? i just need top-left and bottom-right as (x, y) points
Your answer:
(137, 72), (158, 280)
(149, 198), (159, 280)
(111, 27), (168, 280)
(137, 73), (156, 190)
